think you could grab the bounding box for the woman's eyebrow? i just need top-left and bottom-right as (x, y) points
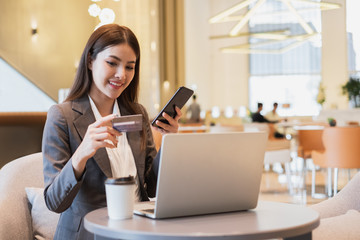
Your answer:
(109, 55), (136, 64)
(109, 55), (121, 61)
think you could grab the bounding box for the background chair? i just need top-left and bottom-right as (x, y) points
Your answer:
(244, 123), (270, 137)
(0, 152), (58, 240)
(294, 126), (329, 198)
(264, 148), (293, 194)
(249, 123), (294, 194)
(310, 171), (360, 240)
(311, 126), (360, 198)
(296, 126), (325, 160)
(209, 124), (244, 133)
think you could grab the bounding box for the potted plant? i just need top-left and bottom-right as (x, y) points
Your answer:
(327, 117), (336, 127)
(342, 76), (360, 108)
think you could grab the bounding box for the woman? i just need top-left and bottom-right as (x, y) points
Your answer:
(42, 24), (181, 239)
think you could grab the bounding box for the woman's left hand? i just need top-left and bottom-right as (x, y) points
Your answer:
(153, 106), (182, 134)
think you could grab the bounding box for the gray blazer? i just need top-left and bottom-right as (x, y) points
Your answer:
(42, 95), (159, 240)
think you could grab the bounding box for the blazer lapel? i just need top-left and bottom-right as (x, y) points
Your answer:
(72, 96), (112, 178)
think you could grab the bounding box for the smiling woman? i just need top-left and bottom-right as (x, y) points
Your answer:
(41, 24), (182, 240)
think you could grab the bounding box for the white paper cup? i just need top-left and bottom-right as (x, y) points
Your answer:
(105, 176), (135, 220)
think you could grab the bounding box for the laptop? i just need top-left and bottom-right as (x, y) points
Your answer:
(134, 131), (268, 219)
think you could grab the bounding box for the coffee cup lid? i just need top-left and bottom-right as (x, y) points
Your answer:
(105, 175), (135, 185)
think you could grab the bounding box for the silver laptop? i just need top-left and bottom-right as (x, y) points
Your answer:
(134, 131), (268, 219)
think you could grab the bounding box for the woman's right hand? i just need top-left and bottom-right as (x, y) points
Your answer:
(72, 114), (122, 179)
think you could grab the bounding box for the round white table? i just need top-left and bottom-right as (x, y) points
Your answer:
(84, 201), (320, 240)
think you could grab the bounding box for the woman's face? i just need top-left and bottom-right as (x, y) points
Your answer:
(89, 43), (136, 101)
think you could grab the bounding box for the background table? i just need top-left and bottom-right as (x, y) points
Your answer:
(84, 201), (319, 240)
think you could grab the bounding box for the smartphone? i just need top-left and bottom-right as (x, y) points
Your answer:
(152, 86), (194, 128)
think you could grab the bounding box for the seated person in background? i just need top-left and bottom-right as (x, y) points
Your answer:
(252, 103), (284, 139)
(265, 102), (286, 138)
(252, 103), (277, 123)
(265, 102), (280, 122)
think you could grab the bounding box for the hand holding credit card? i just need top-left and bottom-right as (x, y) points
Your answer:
(112, 114), (143, 132)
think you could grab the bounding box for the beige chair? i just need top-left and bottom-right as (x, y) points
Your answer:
(311, 127), (360, 198)
(244, 122), (284, 140)
(263, 148), (293, 194)
(244, 123), (270, 137)
(0, 152), (59, 240)
(310, 171), (360, 240)
(245, 123), (293, 192)
(209, 124), (244, 133)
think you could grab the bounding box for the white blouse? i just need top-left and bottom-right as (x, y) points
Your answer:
(88, 96), (140, 201)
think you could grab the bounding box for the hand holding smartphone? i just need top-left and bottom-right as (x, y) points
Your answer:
(152, 86), (194, 128)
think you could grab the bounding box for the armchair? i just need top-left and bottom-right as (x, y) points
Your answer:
(0, 152), (59, 240)
(310, 171), (360, 240)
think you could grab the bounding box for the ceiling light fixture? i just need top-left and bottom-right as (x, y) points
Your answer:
(230, 0), (267, 36)
(220, 33), (318, 54)
(209, 0), (341, 54)
(88, 0), (120, 30)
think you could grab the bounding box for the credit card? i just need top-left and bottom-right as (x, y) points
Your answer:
(112, 114), (143, 132)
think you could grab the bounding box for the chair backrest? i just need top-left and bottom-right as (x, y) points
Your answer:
(244, 123), (270, 132)
(297, 127), (325, 158)
(320, 127), (360, 168)
(264, 149), (291, 164)
(209, 124), (244, 133)
(244, 123), (271, 138)
(0, 152), (43, 240)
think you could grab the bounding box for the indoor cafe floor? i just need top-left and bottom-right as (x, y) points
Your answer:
(258, 164), (358, 206)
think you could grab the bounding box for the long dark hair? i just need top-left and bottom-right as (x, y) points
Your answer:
(66, 24), (141, 114)
(66, 24), (147, 148)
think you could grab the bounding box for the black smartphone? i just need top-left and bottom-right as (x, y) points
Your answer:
(152, 86), (194, 128)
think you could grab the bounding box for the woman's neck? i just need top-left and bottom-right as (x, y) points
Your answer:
(89, 94), (115, 117)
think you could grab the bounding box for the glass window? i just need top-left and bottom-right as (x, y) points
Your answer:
(248, 0), (322, 116)
(249, 75), (321, 116)
(347, 0), (360, 74)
